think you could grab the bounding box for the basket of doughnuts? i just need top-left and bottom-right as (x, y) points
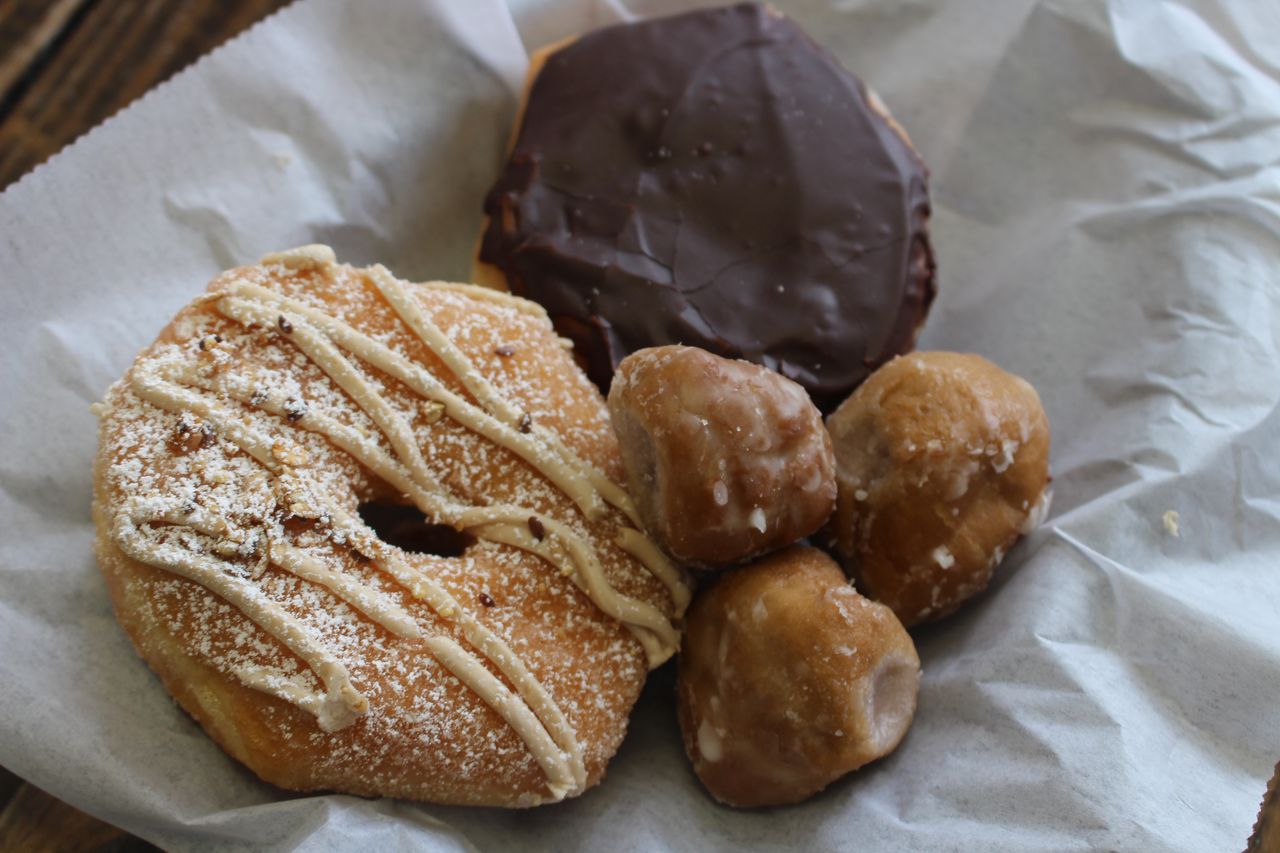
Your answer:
(90, 3), (1059, 812)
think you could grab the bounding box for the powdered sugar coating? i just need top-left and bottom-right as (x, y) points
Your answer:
(92, 249), (688, 806)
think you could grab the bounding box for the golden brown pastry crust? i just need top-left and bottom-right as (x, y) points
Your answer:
(471, 40), (565, 294)
(608, 346), (835, 568)
(92, 247), (687, 807)
(677, 546), (920, 807)
(826, 351), (1051, 627)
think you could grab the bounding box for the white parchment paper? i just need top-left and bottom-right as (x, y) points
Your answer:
(1, 0), (1278, 849)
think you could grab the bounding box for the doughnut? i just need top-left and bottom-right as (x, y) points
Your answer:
(825, 352), (1051, 627)
(1249, 761), (1280, 852)
(475, 3), (936, 411)
(91, 245), (691, 807)
(677, 546), (920, 807)
(607, 345), (835, 569)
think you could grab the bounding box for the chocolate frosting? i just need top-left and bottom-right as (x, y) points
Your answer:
(480, 2), (936, 411)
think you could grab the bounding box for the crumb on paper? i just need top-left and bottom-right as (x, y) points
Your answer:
(272, 151), (293, 169)
(1163, 510), (1180, 538)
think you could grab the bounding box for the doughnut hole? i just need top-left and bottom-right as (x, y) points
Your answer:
(826, 351), (1052, 627)
(608, 346), (836, 569)
(677, 546), (920, 807)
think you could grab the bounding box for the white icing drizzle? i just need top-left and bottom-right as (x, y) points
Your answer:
(370, 266), (528, 450)
(112, 500), (366, 733)
(457, 511), (679, 662)
(407, 278), (550, 319)
(616, 527), (692, 614)
(176, 314), (678, 658)
(122, 359), (587, 795)
(260, 244), (337, 270)
(328, 508), (588, 790)
(211, 350), (679, 661)
(425, 634), (578, 800)
(223, 284), (608, 522)
(218, 296), (448, 497)
(269, 541), (422, 639)
(373, 268), (655, 534)
(117, 380), (587, 795)
(231, 664), (333, 716)
(106, 249), (688, 801)
(226, 276), (668, 562)
(130, 366), (280, 471)
(214, 282), (686, 644)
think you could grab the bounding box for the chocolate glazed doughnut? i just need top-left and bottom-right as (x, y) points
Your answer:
(477, 3), (936, 411)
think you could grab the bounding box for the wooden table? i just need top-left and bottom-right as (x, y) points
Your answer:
(0, 0), (289, 187)
(0, 4), (289, 847)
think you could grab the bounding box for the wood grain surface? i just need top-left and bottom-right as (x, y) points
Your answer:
(0, 3), (290, 847)
(0, 0), (290, 188)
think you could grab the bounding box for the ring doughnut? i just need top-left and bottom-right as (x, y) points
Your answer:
(92, 246), (690, 806)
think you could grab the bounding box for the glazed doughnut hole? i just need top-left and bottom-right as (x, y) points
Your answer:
(677, 546), (920, 807)
(825, 351), (1052, 627)
(607, 346), (836, 568)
